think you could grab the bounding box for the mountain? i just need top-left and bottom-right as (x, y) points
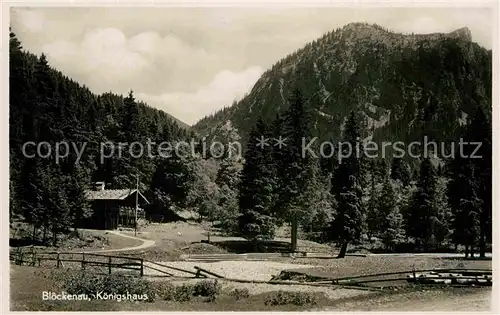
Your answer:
(193, 23), (492, 151)
(167, 114), (190, 129)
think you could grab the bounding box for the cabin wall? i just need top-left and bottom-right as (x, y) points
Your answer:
(79, 192), (148, 230)
(80, 200), (120, 230)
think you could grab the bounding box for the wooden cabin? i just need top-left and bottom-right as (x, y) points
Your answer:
(83, 182), (149, 230)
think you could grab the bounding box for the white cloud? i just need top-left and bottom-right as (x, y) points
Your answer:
(10, 7), (492, 125)
(16, 9), (45, 33)
(41, 28), (217, 96)
(137, 66), (263, 125)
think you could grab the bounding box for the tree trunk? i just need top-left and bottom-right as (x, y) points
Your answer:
(464, 244), (469, 258)
(290, 216), (297, 253)
(252, 239), (259, 252)
(32, 225), (36, 242)
(42, 226), (47, 244)
(479, 224), (486, 258)
(52, 227), (57, 247)
(337, 242), (348, 258)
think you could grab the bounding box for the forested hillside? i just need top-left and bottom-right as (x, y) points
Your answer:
(193, 23), (492, 257)
(9, 30), (197, 243)
(194, 23), (492, 151)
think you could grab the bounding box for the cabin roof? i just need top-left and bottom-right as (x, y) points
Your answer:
(85, 189), (149, 204)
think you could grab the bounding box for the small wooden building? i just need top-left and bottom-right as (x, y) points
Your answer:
(84, 182), (149, 230)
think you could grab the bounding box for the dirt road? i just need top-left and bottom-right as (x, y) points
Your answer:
(319, 288), (492, 312)
(82, 230), (156, 253)
(382, 290), (491, 311)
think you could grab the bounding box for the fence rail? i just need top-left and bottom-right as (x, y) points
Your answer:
(10, 246), (206, 279)
(10, 247), (144, 276)
(329, 268), (493, 287)
(10, 246), (493, 289)
(330, 268), (492, 282)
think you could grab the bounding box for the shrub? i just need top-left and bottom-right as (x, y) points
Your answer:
(151, 282), (195, 302)
(265, 291), (318, 306)
(193, 280), (221, 301)
(61, 271), (155, 302)
(149, 280), (222, 303)
(229, 288), (250, 300)
(151, 281), (176, 301)
(172, 284), (195, 302)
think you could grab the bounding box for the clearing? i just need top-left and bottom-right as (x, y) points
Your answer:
(10, 221), (493, 312)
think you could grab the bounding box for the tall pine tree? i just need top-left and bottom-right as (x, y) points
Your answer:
(330, 110), (366, 258)
(238, 119), (277, 246)
(409, 158), (438, 251)
(275, 86), (315, 252)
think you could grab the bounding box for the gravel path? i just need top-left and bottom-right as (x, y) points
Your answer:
(369, 253), (492, 258)
(144, 260), (375, 300)
(382, 290), (491, 311)
(316, 288), (492, 311)
(144, 260), (315, 281)
(83, 230), (156, 253)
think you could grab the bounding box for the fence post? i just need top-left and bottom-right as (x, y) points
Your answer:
(140, 259), (144, 277)
(82, 253), (85, 270)
(108, 256), (112, 275)
(57, 253), (60, 268)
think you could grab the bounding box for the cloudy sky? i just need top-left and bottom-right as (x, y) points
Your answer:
(10, 6), (493, 125)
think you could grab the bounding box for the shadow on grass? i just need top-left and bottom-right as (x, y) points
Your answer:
(439, 256), (492, 261)
(9, 237), (46, 247)
(199, 240), (293, 254)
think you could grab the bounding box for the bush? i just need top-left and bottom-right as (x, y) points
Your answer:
(151, 281), (176, 301)
(229, 288), (250, 300)
(193, 280), (221, 301)
(149, 280), (222, 303)
(172, 284), (195, 302)
(61, 271), (155, 302)
(265, 291), (318, 306)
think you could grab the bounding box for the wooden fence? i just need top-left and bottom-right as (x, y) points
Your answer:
(10, 247), (205, 279)
(10, 247), (493, 289)
(10, 247), (145, 276)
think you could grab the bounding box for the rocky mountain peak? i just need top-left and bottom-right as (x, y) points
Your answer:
(448, 27), (472, 42)
(194, 23), (489, 148)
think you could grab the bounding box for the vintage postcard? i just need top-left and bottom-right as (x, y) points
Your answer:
(5, 1), (496, 312)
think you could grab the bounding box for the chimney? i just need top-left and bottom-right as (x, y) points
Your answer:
(94, 182), (105, 191)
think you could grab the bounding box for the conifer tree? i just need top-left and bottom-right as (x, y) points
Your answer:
(276, 86), (315, 252)
(330, 110), (366, 258)
(432, 177), (452, 249)
(467, 106), (492, 257)
(409, 158), (438, 251)
(238, 119), (277, 246)
(66, 163), (92, 231)
(215, 149), (241, 233)
(390, 157), (411, 186)
(378, 178), (405, 251)
(365, 168), (382, 240)
(446, 106), (491, 257)
(299, 160), (336, 236)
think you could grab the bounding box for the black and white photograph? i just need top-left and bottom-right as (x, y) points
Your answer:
(6, 1), (496, 312)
